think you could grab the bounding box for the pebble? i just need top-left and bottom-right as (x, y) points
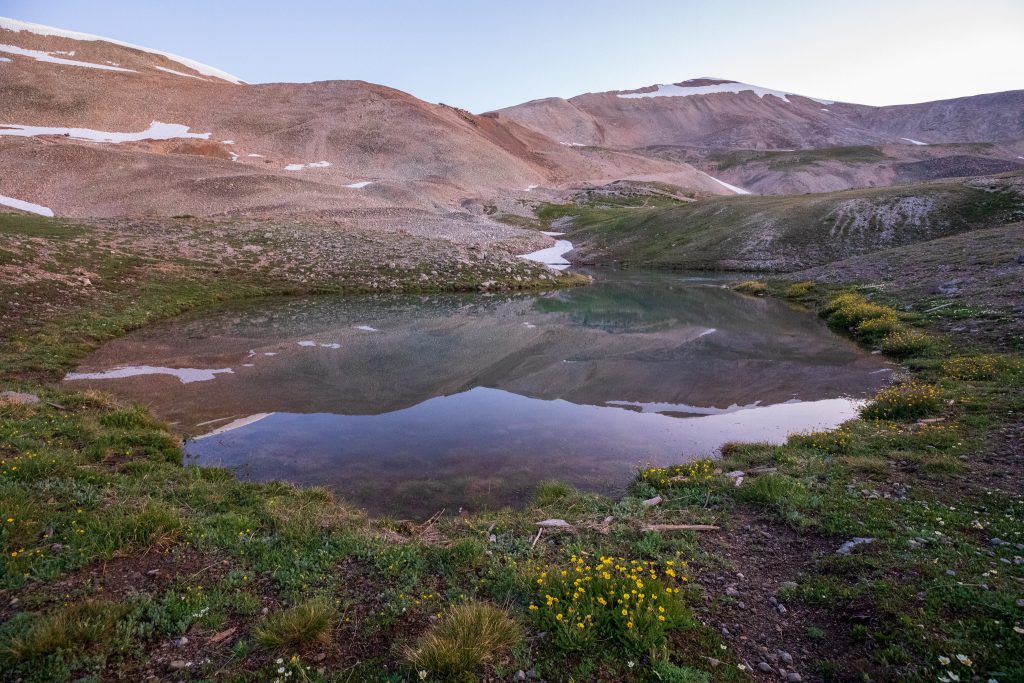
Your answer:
(776, 603), (788, 615)
(780, 651), (793, 665)
(758, 661), (773, 673)
(169, 660), (187, 671)
(175, 637), (189, 647)
(726, 586), (740, 597)
(787, 673), (803, 682)
(514, 671), (527, 681)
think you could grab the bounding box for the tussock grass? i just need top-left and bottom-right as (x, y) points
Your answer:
(404, 601), (521, 680)
(0, 601), (125, 666)
(731, 280), (768, 296)
(255, 598), (334, 649)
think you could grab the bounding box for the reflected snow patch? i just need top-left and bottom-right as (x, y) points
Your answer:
(65, 366), (233, 384)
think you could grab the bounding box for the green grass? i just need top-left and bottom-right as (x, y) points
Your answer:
(710, 145), (890, 171)
(544, 174), (1024, 270)
(1, 210), (1023, 681)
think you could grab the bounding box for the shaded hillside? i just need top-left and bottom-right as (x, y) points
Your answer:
(559, 174), (1024, 271)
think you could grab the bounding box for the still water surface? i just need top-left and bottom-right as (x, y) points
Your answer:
(64, 271), (890, 516)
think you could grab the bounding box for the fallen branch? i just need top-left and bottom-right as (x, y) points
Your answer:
(640, 524), (720, 532)
(531, 527), (543, 549)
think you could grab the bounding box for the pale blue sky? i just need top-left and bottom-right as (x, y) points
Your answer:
(2, 0), (1022, 111)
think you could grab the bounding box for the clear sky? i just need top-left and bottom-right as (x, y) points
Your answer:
(2, 0), (1022, 111)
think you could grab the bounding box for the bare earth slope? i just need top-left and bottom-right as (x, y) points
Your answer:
(0, 17), (731, 221)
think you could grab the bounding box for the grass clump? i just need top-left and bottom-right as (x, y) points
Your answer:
(785, 280), (815, 298)
(860, 382), (942, 420)
(651, 661), (711, 682)
(0, 601), (125, 668)
(731, 280), (768, 296)
(254, 598), (334, 650)
(636, 460), (715, 488)
(880, 328), (934, 358)
(528, 554), (690, 654)
(404, 601), (521, 681)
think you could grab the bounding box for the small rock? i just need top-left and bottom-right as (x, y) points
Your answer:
(707, 657), (721, 667)
(946, 569), (956, 576)
(726, 586), (740, 597)
(836, 537), (873, 555)
(779, 651), (793, 665)
(50, 543), (65, 553)
(758, 661), (773, 673)
(0, 391), (39, 405)
(787, 673), (803, 682)
(535, 518), (574, 530)
(642, 495), (663, 507)
(514, 671), (527, 681)
(175, 637), (189, 647)
(169, 660), (187, 671)
(721, 626), (730, 636)
(776, 603), (788, 615)
(488, 534), (497, 543)
(725, 470), (745, 479)
(990, 537), (1006, 546)
(146, 569), (161, 576)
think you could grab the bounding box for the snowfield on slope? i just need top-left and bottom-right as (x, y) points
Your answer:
(0, 194), (54, 217)
(0, 16), (245, 83)
(0, 43), (135, 71)
(618, 80), (834, 105)
(0, 121), (210, 143)
(518, 240), (573, 270)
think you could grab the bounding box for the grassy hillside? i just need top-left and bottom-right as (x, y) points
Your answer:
(557, 173), (1024, 271)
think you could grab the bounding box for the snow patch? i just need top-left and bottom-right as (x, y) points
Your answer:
(0, 56), (11, 62)
(297, 341), (316, 347)
(559, 141), (586, 147)
(541, 231), (564, 237)
(0, 194), (54, 216)
(319, 342), (341, 349)
(0, 120), (210, 143)
(701, 172), (751, 195)
(354, 325), (378, 332)
(247, 153), (263, 157)
(285, 161), (331, 171)
(901, 138), (928, 145)
(0, 16), (245, 84)
(518, 239), (573, 271)
(345, 181), (371, 188)
(154, 65), (207, 81)
(525, 184), (538, 191)
(0, 43), (135, 71)
(619, 80), (834, 105)
(65, 366), (233, 384)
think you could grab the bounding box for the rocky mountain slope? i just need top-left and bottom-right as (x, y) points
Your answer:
(2, 17), (1022, 223)
(495, 78), (1024, 194)
(0, 17), (730, 221)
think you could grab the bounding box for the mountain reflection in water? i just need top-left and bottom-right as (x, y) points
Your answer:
(64, 271), (890, 516)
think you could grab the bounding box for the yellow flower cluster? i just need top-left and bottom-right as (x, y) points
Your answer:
(528, 554), (688, 653)
(942, 354), (1023, 381)
(861, 382), (941, 421)
(789, 425), (855, 454)
(638, 460), (715, 488)
(879, 328), (932, 358)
